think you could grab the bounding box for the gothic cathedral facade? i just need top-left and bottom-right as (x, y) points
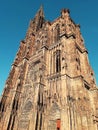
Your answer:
(0, 6), (98, 130)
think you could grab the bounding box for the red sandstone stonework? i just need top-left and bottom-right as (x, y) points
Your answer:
(0, 6), (98, 130)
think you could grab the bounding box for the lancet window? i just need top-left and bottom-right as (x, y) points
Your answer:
(54, 24), (60, 42)
(54, 50), (61, 73)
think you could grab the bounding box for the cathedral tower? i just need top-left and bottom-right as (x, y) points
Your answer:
(0, 6), (98, 130)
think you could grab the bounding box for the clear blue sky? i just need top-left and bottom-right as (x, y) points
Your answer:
(0, 0), (98, 95)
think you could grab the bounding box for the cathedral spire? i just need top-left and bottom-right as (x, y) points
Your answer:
(34, 5), (45, 31)
(35, 5), (45, 19)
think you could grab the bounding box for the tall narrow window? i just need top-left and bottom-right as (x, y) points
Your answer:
(12, 98), (18, 111)
(0, 96), (7, 113)
(56, 50), (61, 73)
(55, 24), (60, 42)
(11, 116), (15, 130)
(7, 115), (12, 130)
(36, 16), (44, 31)
(56, 119), (61, 130)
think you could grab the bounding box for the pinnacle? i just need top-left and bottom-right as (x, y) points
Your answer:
(36, 5), (45, 18)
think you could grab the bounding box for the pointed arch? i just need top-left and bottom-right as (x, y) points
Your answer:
(49, 103), (61, 119)
(23, 99), (33, 113)
(48, 103), (61, 130)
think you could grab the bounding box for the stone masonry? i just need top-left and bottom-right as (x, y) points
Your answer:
(0, 6), (98, 130)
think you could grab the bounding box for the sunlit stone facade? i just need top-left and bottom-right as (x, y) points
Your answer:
(0, 6), (98, 130)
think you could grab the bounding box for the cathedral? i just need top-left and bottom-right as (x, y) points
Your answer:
(0, 6), (98, 130)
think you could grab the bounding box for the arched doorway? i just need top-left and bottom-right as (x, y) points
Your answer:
(48, 103), (61, 130)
